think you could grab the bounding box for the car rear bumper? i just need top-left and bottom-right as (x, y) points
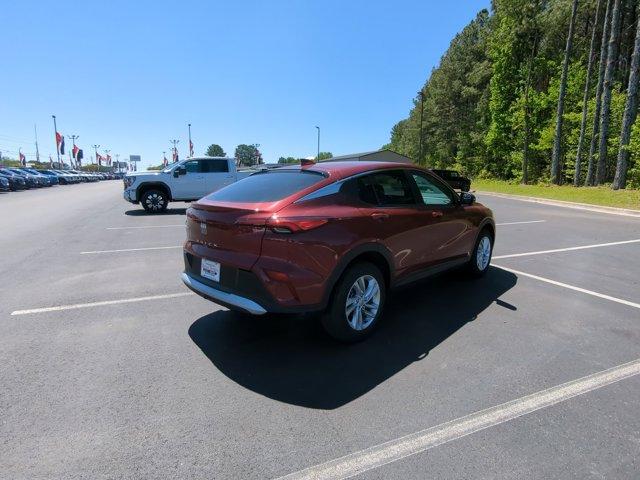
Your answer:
(182, 272), (267, 315)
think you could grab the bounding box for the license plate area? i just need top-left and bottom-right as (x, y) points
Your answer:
(200, 258), (221, 282)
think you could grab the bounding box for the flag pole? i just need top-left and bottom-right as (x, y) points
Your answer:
(52, 115), (60, 168)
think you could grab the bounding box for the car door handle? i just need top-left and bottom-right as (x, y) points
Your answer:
(431, 211), (443, 218)
(371, 212), (389, 221)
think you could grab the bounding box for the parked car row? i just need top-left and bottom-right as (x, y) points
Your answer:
(0, 167), (123, 191)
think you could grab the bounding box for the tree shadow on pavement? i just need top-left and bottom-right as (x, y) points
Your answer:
(188, 266), (517, 409)
(125, 207), (187, 216)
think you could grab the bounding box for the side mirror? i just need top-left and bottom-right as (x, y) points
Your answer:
(460, 192), (475, 206)
(174, 166), (186, 177)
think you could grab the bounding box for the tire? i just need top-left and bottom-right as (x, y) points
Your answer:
(321, 262), (386, 342)
(141, 189), (169, 213)
(466, 229), (493, 277)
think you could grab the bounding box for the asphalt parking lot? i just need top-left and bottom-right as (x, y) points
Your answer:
(2, 182), (639, 479)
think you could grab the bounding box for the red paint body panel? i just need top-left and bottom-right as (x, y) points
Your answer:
(184, 161), (494, 312)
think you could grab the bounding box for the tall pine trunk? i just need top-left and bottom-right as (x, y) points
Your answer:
(551, 0), (579, 185)
(574, 0), (604, 186)
(613, 12), (640, 189)
(586, 0), (613, 186)
(596, 0), (623, 185)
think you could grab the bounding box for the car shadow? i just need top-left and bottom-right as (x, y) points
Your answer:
(125, 207), (188, 216)
(188, 266), (517, 409)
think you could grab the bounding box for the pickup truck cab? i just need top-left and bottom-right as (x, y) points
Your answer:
(123, 157), (242, 213)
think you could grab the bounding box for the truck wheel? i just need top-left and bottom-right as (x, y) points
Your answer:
(141, 189), (168, 213)
(321, 262), (386, 343)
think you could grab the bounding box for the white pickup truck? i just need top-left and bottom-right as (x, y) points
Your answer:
(123, 157), (252, 213)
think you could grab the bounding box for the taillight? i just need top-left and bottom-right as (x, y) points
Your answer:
(267, 216), (328, 234)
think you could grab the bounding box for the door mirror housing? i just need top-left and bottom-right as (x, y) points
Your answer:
(460, 192), (475, 205)
(173, 166), (186, 178)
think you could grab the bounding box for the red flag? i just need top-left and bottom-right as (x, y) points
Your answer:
(19, 151), (26, 166)
(106, 154), (112, 166)
(172, 149), (178, 162)
(97, 153), (103, 166)
(189, 140), (194, 157)
(72, 144), (79, 160)
(55, 132), (65, 155)
(163, 155), (168, 167)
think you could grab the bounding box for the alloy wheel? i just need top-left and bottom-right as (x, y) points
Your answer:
(476, 236), (491, 271)
(145, 192), (166, 212)
(345, 274), (380, 331)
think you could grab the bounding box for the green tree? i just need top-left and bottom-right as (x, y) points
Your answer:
(316, 152), (333, 161)
(235, 144), (261, 166)
(205, 144), (226, 157)
(278, 156), (298, 164)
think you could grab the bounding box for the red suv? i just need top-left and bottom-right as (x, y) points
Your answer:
(182, 161), (494, 341)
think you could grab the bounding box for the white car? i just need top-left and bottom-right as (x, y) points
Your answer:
(123, 157), (249, 213)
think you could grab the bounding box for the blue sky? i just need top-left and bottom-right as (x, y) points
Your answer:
(1, 0), (489, 168)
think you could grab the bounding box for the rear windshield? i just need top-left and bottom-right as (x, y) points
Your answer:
(206, 171), (325, 203)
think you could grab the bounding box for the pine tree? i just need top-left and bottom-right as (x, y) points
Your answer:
(551, 0), (579, 185)
(613, 10), (640, 190)
(574, 0), (604, 186)
(596, 0), (623, 184)
(586, 0), (613, 185)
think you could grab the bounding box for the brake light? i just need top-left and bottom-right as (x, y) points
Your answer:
(267, 216), (328, 233)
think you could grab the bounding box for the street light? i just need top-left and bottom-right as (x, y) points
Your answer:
(315, 126), (320, 161)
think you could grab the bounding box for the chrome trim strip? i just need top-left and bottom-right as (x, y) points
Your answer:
(181, 272), (267, 315)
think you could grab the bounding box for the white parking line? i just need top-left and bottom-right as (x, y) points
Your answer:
(496, 220), (546, 226)
(493, 238), (640, 259)
(80, 246), (182, 254)
(493, 265), (640, 309)
(106, 225), (183, 230)
(276, 357), (640, 480)
(10, 292), (194, 315)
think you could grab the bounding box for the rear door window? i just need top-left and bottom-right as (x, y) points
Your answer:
(201, 159), (229, 173)
(206, 171), (325, 202)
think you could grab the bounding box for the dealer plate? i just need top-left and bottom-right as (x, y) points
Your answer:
(201, 258), (220, 282)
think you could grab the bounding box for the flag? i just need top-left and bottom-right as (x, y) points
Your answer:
(72, 144), (79, 160)
(106, 154), (112, 166)
(77, 149), (83, 166)
(55, 132), (65, 155)
(163, 154), (168, 167)
(97, 153), (103, 166)
(189, 140), (194, 157)
(19, 151), (26, 166)
(172, 149), (179, 162)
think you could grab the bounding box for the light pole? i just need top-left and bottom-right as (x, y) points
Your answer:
(170, 139), (180, 162)
(315, 126), (320, 161)
(92, 144), (100, 166)
(418, 90), (424, 164)
(68, 135), (79, 168)
(188, 123), (192, 157)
